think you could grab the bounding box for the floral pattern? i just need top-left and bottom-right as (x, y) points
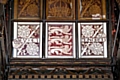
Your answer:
(26, 43), (39, 56)
(89, 43), (103, 55)
(18, 25), (31, 38)
(82, 25), (94, 37)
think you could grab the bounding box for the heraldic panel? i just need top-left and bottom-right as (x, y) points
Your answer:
(12, 22), (43, 58)
(45, 22), (76, 58)
(78, 22), (107, 58)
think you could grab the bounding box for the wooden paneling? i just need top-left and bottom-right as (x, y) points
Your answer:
(46, 0), (75, 20)
(14, 0), (42, 20)
(78, 0), (106, 20)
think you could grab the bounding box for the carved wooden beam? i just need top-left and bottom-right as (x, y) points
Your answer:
(0, 0), (7, 4)
(116, 0), (120, 7)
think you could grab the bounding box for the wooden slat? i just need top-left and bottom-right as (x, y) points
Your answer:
(28, 75), (32, 79)
(66, 75), (70, 78)
(47, 75), (51, 78)
(15, 75), (19, 79)
(53, 75), (58, 78)
(59, 75), (64, 78)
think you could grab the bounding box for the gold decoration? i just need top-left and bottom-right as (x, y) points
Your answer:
(27, 4), (39, 17)
(49, 3), (71, 17)
(89, 4), (101, 14)
(78, 0), (106, 20)
(14, 0), (42, 20)
(46, 0), (75, 20)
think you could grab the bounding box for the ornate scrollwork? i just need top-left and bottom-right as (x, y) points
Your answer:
(11, 67), (40, 75)
(9, 66), (109, 75)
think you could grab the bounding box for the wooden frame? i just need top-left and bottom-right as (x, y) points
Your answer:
(12, 22), (43, 58)
(46, 0), (75, 20)
(78, 22), (107, 58)
(45, 22), (76, 58)
(78, 0), (106, 20)
(14, 0), (43, 20)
